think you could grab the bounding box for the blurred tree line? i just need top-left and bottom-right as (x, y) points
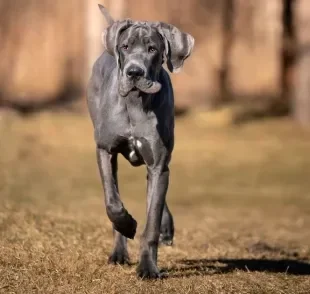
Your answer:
(0, 0), (309, 126)
(0, 0), (85, 111)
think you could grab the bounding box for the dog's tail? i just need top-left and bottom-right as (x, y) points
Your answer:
(98, 4), (114, 25)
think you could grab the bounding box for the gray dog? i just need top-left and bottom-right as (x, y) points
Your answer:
(87, 5), (194, 279)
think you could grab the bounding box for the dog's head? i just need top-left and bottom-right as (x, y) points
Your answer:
(99, 7), (194, 96)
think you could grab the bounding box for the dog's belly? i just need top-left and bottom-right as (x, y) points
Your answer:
(96, 126), (154, 167)
(124, 136), (154, 167)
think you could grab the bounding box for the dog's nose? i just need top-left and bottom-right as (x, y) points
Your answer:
(126, 66), (144, 78)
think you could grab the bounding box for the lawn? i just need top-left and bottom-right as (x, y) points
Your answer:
(0, 110), (309, 293)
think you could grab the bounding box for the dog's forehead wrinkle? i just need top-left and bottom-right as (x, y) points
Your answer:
(128, 35), (137, 45)
(121, 26), (163, 50)
(131, 22), (156, 34)
(121, 26), (137, 41)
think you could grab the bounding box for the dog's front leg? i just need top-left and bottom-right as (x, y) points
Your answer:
(108, 231), (130, 265)
(104, 151), (130, 265)
(137, 165), (169, 279)
(96, 148), (137, 240)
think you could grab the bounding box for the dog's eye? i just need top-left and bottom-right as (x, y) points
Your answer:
(121, 45), (128, 51)
(148, 47), (157, 53)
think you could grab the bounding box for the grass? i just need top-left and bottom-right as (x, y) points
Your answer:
(0, 110), (310, 293)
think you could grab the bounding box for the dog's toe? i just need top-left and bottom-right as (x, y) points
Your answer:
(136, 256), (161, 279)
(159, 228), (174, 246)
(160, 234), (173, 246)
(108, 250), (130, 265)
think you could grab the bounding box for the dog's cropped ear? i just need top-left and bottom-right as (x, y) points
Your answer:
(154, 22), (194, 73)
(101, 19), (132, 66)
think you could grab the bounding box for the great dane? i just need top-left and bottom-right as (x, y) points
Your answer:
(87, 4), (194, 279)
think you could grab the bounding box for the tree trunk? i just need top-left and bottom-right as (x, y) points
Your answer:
(107, 0), (127, 20)
(293, 0), (310, 126)
(219, 0), (234, 104)
(86, 1), (105, 80)
(229, 0), (282, 101)
(0, 0), (85, 109)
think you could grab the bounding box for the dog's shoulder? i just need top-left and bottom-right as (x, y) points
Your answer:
(88, 51), (118, 97)
(93, 51), (117, 77)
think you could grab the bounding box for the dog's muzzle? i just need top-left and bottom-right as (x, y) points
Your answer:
(119, 64), (162, 97)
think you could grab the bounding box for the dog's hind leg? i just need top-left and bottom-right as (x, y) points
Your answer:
(160, 203), (174, 246)
(96, 148), (137, 240)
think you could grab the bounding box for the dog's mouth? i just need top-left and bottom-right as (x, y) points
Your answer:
(135, 77), (162, 94)
(119, 75), (162, 97)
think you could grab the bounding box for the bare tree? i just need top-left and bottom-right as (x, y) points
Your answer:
(229, 0), (282, 102)
(107, 0), (127, 20)
(0, 0), (85, 109)
(86, 1), (105, 80)
(293, 0), (310, 126)
(219, 0), (234, 103)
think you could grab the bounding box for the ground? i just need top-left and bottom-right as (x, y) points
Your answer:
(0, 110), (309, 293)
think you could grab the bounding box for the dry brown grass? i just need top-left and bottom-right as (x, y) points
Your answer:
(0, 111), (310, 293)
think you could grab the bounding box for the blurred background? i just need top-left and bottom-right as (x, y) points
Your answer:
(0, 1), (310, 292)
(0, 0), (309, 124)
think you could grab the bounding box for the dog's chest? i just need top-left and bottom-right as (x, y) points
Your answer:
(124, 107), (160, 167)
(95, 99), (157, 151)
(123, 94), (157, 132)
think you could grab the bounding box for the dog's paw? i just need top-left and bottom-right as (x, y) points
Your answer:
(112, 212), (137, 239)
(159, 233), (173, 246)
(159, 223), (174, 246)
(136, 256), (161, 279)
(108, 249), (130, 265)
(107, 206), (137, 239)
(160, 208), (174, 246)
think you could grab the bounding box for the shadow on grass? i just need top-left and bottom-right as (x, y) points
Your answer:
(162, 258), (310, 278)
